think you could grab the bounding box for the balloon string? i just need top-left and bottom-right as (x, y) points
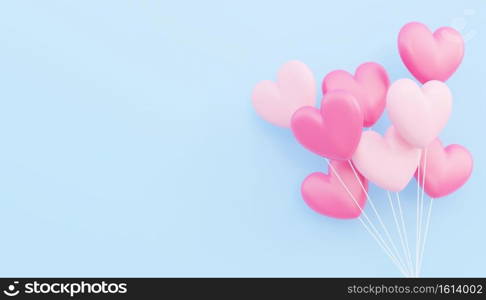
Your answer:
(395, 192), (414, 275)
(418, 198), (434, 275)
(356, 213), (409, 278)
(347, 160), (409, 275)
(417, 147), (428, 276)
(325, 159), (408, 276)
(387, 191), (413, 276)
(415, 150), (422, 277)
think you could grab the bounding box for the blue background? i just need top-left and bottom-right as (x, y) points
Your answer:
(0, 0), (484, 277)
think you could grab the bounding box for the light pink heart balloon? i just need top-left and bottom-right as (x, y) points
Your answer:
(352, 127), (421, 192)
(416, 139), (473, 198)
(301, 160), (368, 219)
(398, 22), (464, 83)
(387, 79), (452, 148)
(252, 61), (316, 127)
(322, 62), (390, 127)
(291, 90), (363, 160)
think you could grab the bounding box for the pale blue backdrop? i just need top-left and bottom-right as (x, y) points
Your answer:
(0, 0), (484, 277)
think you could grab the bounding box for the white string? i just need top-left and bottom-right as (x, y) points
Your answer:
(387, 192), (412, 276)
(396, 192), (414, 276)
(325, 159), (408, 276)
(415, 150), (422, 277)
(356, 214), (409, 277)
(416, 147), (428, 277)
(327, 160), (408, 276)
(347, 161), (408, 274)
(418, 198), (434, 276)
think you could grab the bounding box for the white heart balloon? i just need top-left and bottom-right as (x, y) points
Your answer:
(352, 127), (421, 192)
(252, 61), (316, 127)
(387, 79), (452, 148)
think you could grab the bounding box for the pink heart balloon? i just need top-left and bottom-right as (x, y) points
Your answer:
(416, 139), (473, 198)
(252, 60), (316, 127)
(398, 22), (464, 83)
(291, 90), (363, 160)
(301, 160), (368, 219)
(322, 62), (390, 127)
(387, 79), (452, 148)
(352, 127), (421, 192)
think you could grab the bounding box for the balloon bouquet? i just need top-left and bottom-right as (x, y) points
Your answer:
(252, 22), (473, 277)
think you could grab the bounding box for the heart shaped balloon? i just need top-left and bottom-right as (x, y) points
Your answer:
(352, 127), (421, 191)
(387, 79), (452, 148)
(252, 61), (316, 127)
(416, 139), (473, 198)
(291, 90), (363, 160)
(301, 160), (368, 219)
(322, 62), (389, 127)
(398, 22), (464, 83)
